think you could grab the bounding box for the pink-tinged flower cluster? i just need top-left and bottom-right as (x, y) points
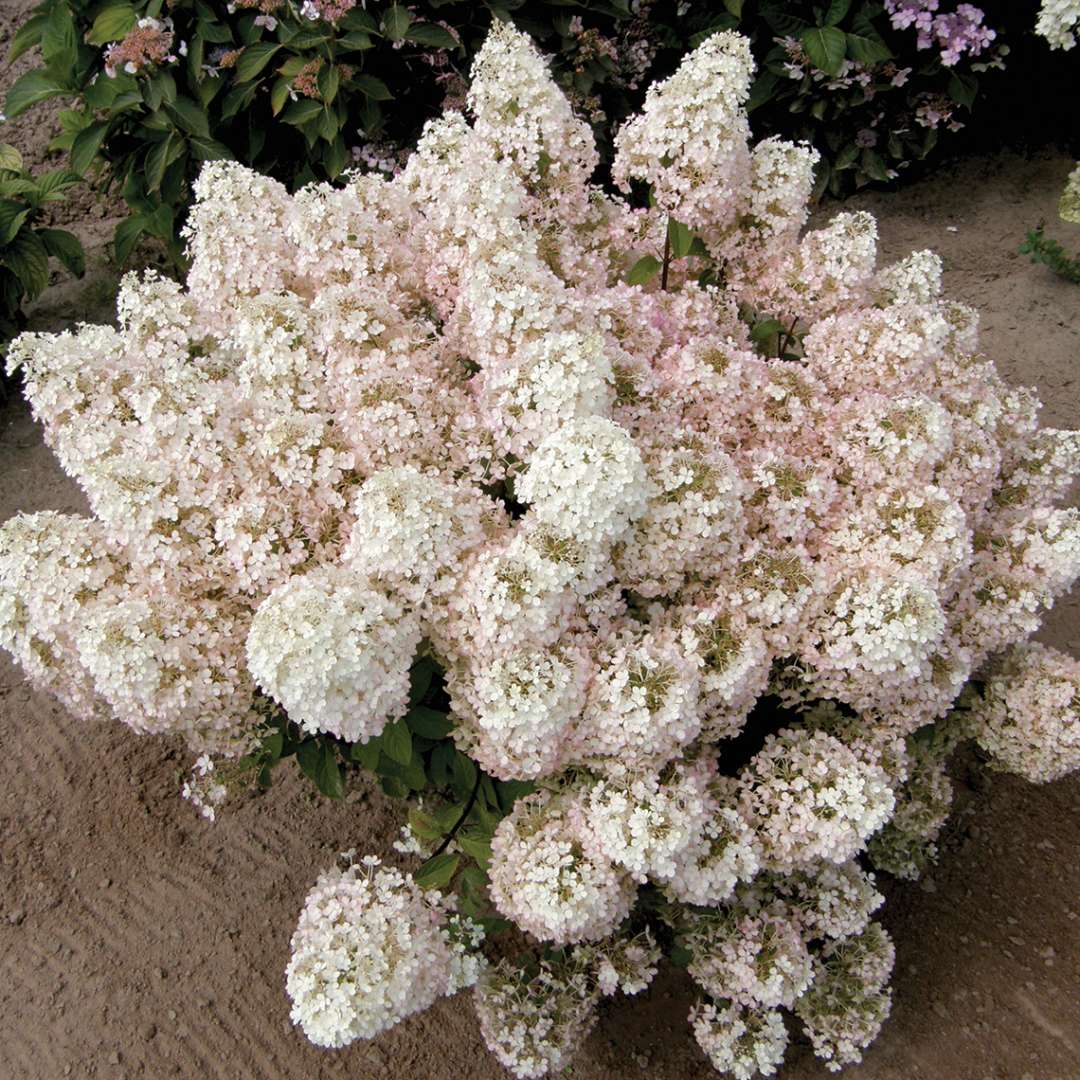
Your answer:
(3, 22), (1079, 1080)
(884, 2), (996, 66)
(103, 17), (177, 78)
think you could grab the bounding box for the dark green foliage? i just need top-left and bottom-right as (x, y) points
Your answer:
(0, 142), (83, 384)
(1019, 226), (1080, 285)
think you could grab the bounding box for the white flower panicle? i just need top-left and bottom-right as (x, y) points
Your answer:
(2, 19), (1079, 1080)
(286, 858), (483, 1048)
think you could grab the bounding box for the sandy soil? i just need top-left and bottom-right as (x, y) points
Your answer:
(2, 7), (1080, 1075)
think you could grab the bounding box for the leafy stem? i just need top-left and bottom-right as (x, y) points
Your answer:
(430, 767), (483, 859)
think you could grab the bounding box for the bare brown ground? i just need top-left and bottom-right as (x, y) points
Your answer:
(2, 6), (1080, 1075)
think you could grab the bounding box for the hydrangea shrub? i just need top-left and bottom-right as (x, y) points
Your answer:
(3, 22), (1080, 1079)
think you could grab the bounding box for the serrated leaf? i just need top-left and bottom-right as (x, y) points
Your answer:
(189, 135), (233, 161)
(405, 706), (453, 740)
(145, 135), (174, 193)
(5, 70), (68, 119)
(35, 170), (80, 203)
(3, 228), (49, 300)
(381, 718), (413, 765)
(270, 77), (291, 116)
(0, 201), (31, 247)
(380, 774), (408, 798)
(86, 5), (138, 46)
(626, 254), (661, 285)
(688, 235), (709, 257)
(317, 63), (341, 107)
(723, 0), (743, 17)
(414, 852), (459, 891)
(382, 5), (411, 40)
(846, 13), (893, 64)
(378, 749), (427, 791)
(234, 42), (281, 82)
(338, 31), (373, 51)
(38, 228), (84, 277)
(667, 217), (693, 259)
(494, 779), (534, 813)
(405, 24), (459, 50)
(802, 26), (846, 76)
(0, 145), (23, 173)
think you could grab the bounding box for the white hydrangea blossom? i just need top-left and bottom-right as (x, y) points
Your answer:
(739, 729), (895, 872)
(488, 790), (635, 945)
(690, 1000), (789, 1080)
(286, 858), (483, 1048)
(967, 642), (1080, 783)
(1035, 1), (1080, 49)
(246, 567), (420, 742)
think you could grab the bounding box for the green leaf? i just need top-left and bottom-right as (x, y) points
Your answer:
(2, 228), (49, 300)
(823, 0), (852, 26)
(834, 142), (860, 171)
(38, 228), (84, 276)
(317, 63), (341, 107)
(114, 213), (148, 263)
(5, 70), (68, 119)
(801, 26), (846, 76)
(380, 774), (409, 798)
(450, 750), (477, 798)
(86, 5), (138, 46)
(0, 201), (31, 247)
(407, 807), (445, 842)
(338, 31), (374, 51)
(414, 852), (460, 891)
(750, 317), (784, 346)
(70, 123), (109, 175)
(667, 217), (693, 259)
(7, 13), (48, 64)
(0, 145), (23, 173)
(234, 43), (281, 82)
(354, 74), (392, 101)
(845, 14), (893, 64)
(166, 96), (211, 137)
(670, 944), (693, 968)
(723, 0), (743, 17)
(35, 170), (80, 203)
(378, 749), (427, 791)
(381, 5), (411, 40)
(405, 706), (453, 740)
(188, 135), (233, 161)
(296, 739), (322, 784)
(41, 7), (78, 76)
(688, 236), (709, 257)
(350, 738), (381, 770)
(145, 135), (174, 193)
(457, 834), (493, 870)
(947, 72), (977, 110)
(626, 254), (661, 285)
(261, 730), (285, 762)
(382, 718), (413, 766)
(430, 742), (456, 786)
(282, 98), (323, 126)
(409, 655), (436, 705)
(316, 743), (345, 800)
(494, 779), (534, 813)
(405, 24), (459, 50)
(270, 77), (291, 117)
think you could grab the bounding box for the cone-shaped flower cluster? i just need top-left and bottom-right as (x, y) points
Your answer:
(2, 20), (1078, 1080)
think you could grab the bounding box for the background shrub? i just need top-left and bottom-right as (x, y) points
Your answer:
(2, 1), (1077, 267)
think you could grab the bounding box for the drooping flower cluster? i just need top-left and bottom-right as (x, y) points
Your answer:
(3, 20), (1079, 1080)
